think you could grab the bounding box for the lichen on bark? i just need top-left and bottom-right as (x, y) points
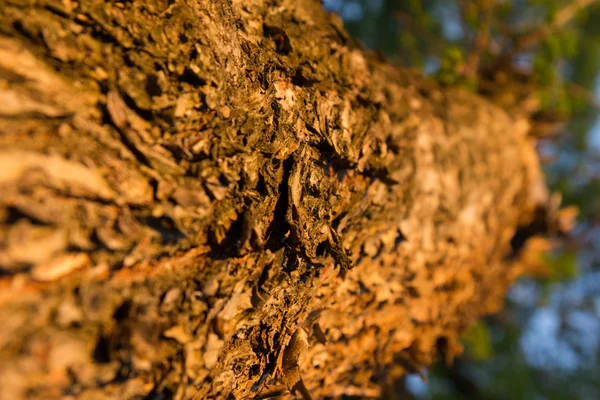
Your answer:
(0, 0), (549, 398)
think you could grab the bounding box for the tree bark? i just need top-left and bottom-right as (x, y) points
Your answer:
(0, 0), (548, 398)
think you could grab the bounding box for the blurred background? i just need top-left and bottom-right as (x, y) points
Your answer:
(322, 0), (600, 399)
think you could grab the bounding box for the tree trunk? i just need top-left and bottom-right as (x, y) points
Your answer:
(0, 0), (549, 398)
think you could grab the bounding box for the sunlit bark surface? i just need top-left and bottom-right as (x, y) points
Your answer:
(0, 0), (548, 398)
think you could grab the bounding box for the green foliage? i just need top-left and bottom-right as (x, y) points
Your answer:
(541, 250), (579, 282)
(436, 46), (467, 86)
(462, 321), (493, 361)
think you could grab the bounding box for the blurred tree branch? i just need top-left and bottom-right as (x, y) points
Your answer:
(515, 0), (596, 51)
(462, 0), (495, 80)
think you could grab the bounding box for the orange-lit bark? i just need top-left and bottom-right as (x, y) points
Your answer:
(0, 0), (549, 398)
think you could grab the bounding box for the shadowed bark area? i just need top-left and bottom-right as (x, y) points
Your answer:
(0, 0), (549, 398)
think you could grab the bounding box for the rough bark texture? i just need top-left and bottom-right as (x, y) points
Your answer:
(0, 0), (548, 398)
